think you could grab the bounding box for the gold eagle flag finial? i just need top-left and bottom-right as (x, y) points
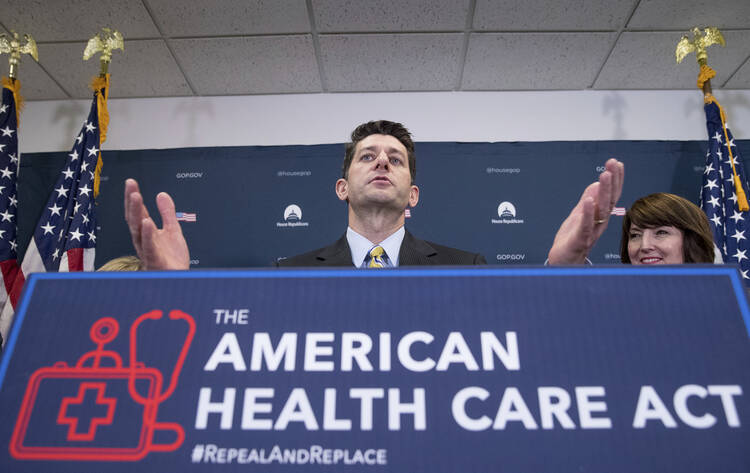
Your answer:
(83, 27), (124, 75)
(676, 26), (725, 65)
(0, 31), (39, 80)
(676, 27), (750, 211)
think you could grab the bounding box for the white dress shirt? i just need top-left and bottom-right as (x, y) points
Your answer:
(346, 226), (405, 268)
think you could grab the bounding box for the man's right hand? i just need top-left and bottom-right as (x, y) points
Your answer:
(124, 178), (190, 270)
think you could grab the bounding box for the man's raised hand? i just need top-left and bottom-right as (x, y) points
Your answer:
(547, 159), (625, 264)
(124, 178), (190, 270)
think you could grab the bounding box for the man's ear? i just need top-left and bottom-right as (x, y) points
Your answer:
(408, 185), (419, 208)
(335, 178), (349, 202)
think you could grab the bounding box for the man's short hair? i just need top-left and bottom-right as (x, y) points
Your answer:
(342, 120), (416, 184)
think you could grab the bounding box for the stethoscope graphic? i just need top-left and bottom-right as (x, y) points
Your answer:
(11, 309), (195, 461)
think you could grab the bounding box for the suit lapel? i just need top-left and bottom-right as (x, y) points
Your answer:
(314, 230), (437, 267)
(315, 234), (354, 266)
(399, 230), (438, 266)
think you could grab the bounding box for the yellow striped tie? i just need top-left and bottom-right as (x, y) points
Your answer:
(367, 246), (387, 268)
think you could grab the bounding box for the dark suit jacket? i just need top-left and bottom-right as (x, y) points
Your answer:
(276, 230), (487, 267)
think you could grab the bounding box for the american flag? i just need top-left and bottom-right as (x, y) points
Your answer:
(610, 207), (626, 216)
(176, 211), (196, 222)
(700, 97), (750, 281)
(0, 79), (22, 345)
(0, 77), (108, 346)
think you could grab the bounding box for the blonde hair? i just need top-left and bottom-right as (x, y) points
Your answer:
(97, 255), (143, 272)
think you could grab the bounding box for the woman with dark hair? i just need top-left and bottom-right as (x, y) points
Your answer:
(620, 193), (714, 264)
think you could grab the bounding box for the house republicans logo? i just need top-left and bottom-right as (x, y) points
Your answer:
(284, 205), (302, 221)
(277, 205), (309, 228)
(491, 202), (524, 224)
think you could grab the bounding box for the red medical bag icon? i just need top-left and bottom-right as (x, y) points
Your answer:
(10, 309), (195, 461)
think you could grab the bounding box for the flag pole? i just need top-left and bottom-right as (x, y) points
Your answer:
(0, 31), (37, 345)
(83, 28), (123, 198)
(677, 27), (748, 212)
(681, 27), (750, 279)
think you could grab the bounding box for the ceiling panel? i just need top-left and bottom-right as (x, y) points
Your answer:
(594, 31), (750, 89)
(319, 33), (463, 91)
(170, 36), (321, 95)
(1, 0), (748, 100)
(12, 55), (68, 100)
(628, 0), (750, 30)
(463, 33), (616, 89)
(38, 40), (191, 99)
(146, 0), (310, 36)
(724, 57), (750, 89)
(0, 0), (159, 42)
(474, 0), (637, 31)
(313, 0), (469, 32)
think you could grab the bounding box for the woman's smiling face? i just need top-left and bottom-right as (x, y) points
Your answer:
(627, 224), (685, 265)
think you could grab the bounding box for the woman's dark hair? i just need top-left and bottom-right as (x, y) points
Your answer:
(620, 193), (714, 263)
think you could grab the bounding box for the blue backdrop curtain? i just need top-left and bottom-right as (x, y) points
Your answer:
(16, 140), (749, 268)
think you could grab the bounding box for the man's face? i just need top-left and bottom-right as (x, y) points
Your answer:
(336, 134), (419, 211)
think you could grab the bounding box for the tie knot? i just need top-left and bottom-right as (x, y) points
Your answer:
(367, 246), (387, 268)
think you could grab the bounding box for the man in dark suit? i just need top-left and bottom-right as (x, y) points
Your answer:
(124, 120), (622, 269)
(276, 121), (487, 267)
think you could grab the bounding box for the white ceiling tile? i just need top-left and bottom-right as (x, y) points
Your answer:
(147, 0), (310, 36)
(2, 0), (748, 97)
(628, 0), (750, 30)
(38, 40), (191, 99)
(170, 36), (321, 95)
(725, 57), (750, 89)
(594, 31), (750, 89)
(463, 33), (615, 89)
(11, 55), (68, 100)
(313, 0), (470, 32)
(319, 34), (463, 91)
(0, 0), (159, 41)
(474, 0), (637, 31)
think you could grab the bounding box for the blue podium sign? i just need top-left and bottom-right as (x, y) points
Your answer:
(0, 267), (749, 472)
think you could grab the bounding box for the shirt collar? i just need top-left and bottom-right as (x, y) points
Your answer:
(346, 226), (405, 268)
